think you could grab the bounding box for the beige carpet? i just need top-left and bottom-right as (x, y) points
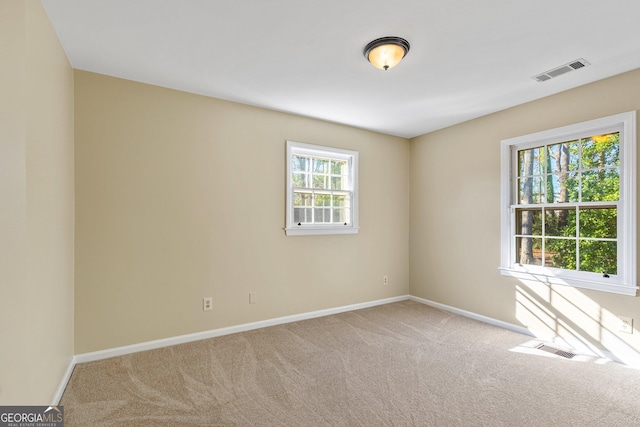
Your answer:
(61, 301), (640, 426)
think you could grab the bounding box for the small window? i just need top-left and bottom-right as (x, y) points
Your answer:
(285, 141), (358, 236)
(500, 112), (637, 296)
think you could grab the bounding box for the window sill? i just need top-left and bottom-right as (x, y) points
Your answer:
(285, 226), (359, 236)
(499, 266), (638, 296)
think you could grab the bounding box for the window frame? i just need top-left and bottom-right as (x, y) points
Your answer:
(285, 141), (359, 236)
(499, 111), (637, 296)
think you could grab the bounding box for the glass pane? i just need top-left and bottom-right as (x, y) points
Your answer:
(331, 160), (347, 175)
(313, 174), (328, 189)
(579, 207), (617, 238)
(581, 169), (619, 202)
(294, 207), (312, 224)
(313, 158), (329, 174)
(314, 193), (331, 206)
(579, 240), (617, 275)
(333, 194), (347, 207)
(292, 155), (310, 172)
(314, 208), (331, 223)
(331, 177), (343, 190)
(547, 172), (579, 203)
(518, 146), (544, 177)
(333, 208), (349, 224)
(544, 208), (576, 237)
(545, 238), (577, 270)
(292, 173), (308, 188)
(516, 237), (542, 265)
(547, 141), (579, 173)
(518, 176), (543, 204)
(581, 132), (620, 169)
(293, 192), (312, 206)
(516, 209), (542, 236)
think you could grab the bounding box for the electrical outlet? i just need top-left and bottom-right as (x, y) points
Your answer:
(249, 292), (257, 304)
(203, 297), (213, 311)
(383, 275), (389, 285)
(619, 316), (633, 334)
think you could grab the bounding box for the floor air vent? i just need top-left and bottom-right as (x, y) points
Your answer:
(535, 343), (577, 359)
(533, 59), (590, 82)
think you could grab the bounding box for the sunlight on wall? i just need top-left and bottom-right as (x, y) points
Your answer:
(515, 280), (640, 368)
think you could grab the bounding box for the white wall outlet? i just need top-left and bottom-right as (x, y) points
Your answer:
(203, 297), (213, 311)
(249, 292), (257, 304)
(383, 275), (389, 285)
(619, 316), (633, 334)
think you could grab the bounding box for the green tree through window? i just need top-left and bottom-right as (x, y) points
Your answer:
(516, 132), (619, 275)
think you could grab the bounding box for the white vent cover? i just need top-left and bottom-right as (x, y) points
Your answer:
(535, 343), (577, 359)
(533, 59), (590, 82)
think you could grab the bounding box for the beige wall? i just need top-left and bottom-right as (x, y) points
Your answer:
(74, 71), (410, 354)
(410, 69), (640, 364)
(0, 1), (74, 404)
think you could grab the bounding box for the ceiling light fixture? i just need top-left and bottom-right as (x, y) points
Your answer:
(363, 36), (410, 71)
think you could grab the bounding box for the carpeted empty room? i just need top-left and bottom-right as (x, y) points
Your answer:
(8, 2), (640, 423)
(61, 301), (640, 426)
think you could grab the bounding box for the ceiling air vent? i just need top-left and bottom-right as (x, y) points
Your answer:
(533, 58), (590, 83)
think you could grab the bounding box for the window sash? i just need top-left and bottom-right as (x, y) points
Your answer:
(292, 189), (352, 225)
(511, 203), (619, 275)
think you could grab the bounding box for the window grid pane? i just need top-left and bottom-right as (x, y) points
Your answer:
(516, 237), (543, 266)
(579, 240), (617, 274)
(545, 237), (577, 270)
(292, 155), (310, 172)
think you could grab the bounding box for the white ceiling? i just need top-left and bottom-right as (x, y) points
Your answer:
(42, 0), (640, 138)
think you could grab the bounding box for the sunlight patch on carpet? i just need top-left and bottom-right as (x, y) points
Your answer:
(509, 339), (613, 364)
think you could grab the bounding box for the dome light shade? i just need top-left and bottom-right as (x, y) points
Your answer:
(364, 37), (410, 70)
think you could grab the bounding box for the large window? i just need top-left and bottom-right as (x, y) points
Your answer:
(500, 112), (637, 296)
(285, 141), (358, 236)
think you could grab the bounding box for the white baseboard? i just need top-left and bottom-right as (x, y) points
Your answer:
(72, 294), (533, 367)
(409, 295), (533, 337)
(52, 356), (76, 405)
(55, 294), (639, 400)
(74, 295), (410, 364)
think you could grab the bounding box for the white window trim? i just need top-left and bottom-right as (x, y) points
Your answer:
(285, 141), (359, 236)
(499, 111), (637, 296)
